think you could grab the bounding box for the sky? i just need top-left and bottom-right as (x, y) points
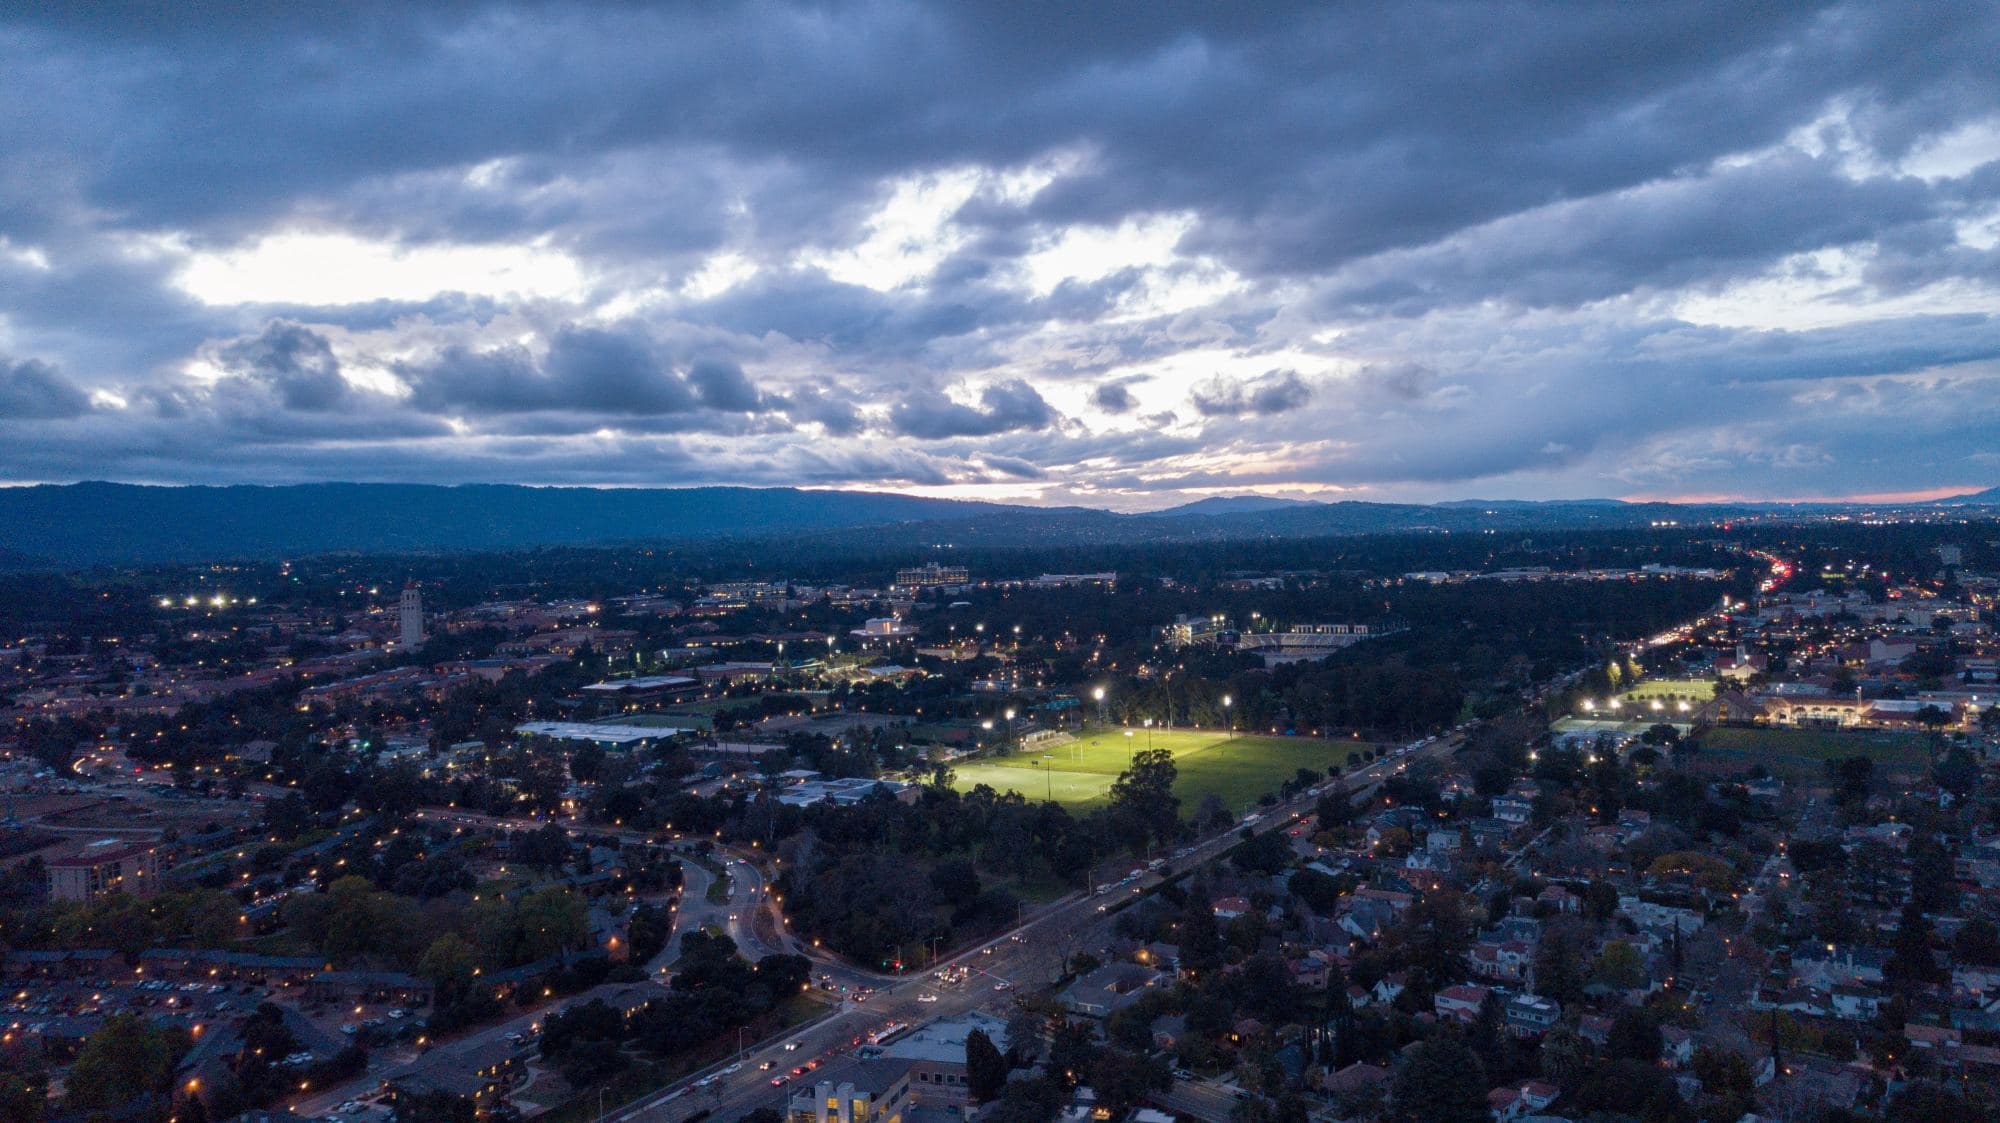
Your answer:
(1, 2), (1998, 510)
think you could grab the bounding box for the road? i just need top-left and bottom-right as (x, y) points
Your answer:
(616, 729), (1475, 1122)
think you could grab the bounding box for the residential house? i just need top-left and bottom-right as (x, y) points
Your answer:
(1367, 972), (1408, 1008)
(1793, 945), (1888, 990)
(1338, 897), (1397, 942)
(1471, 940), (1533, 983)
(1426, 830), (1464, 854)
(1616, 896), (1703, 936)
(1059, 963), (1164, 1018)
(1537, 885), (1578, 914)
(1905, 1023), (1963, 1051)
(1486, 1080), (1559, 1121)
(1434, 984), (1491, 1023)
(1504, 994), (1560, 1038)
(1320, 1061), (1387, 1098)
(1212, 896), (1252, 921)
(1830, 984), (1882, 1022)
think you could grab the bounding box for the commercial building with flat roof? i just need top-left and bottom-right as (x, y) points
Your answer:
(787, 1058), (912, 1123)
(881, 1013), (1009, 1109)
(515, 721), (672, 747)
(579, 674), (699, 699)
(895, 564), (968, 589)
(48, 838), (159, 902)
(851, 617), (919, 642)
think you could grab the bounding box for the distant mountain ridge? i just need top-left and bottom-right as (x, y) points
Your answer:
(0, 482), (1015, 566)
(1141, 495), (1321, 517)
(1432, 498), (1628, 509)
(0, 481), (1992, 568)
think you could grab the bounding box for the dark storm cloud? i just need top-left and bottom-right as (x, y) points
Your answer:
(980, 454), (1046, 480)
(541, 328), (697, 414)
(890, 379), (1058, 439)
(16, 2), (1988, 272)
(401, 326), (782, 421)
(0, 356), (90, 418)
(686, 358), (764, 412)
(1315, 153), (1950, 314)
(2, 2), (2000, 496)
(215, 320), (348, 411)
(772, 386), (866, 437)
(1091, 381), (1138, 414)
(1190, 370), (1311, 417)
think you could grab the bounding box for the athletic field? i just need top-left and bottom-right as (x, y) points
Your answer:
(949, 728), (1367, 813)
(1695, 726), (1932, 782)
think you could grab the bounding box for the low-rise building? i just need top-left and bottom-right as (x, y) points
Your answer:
(1059, 963), (1165, 1018)
(1504, 993), (1560, 1037)
(787, 1058), (913, 1123)
(48, 838), (159, 902)
(880, 1012), (1008, 1108)
(1433, 984), (1490, 1023)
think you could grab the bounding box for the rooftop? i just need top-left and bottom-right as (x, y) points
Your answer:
(881, 1012), (1010, 1065)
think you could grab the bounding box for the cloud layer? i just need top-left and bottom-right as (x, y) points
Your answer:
(2, 2), (1999, 505)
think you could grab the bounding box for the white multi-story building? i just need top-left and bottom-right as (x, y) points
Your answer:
(399, 582), (425, 650)
(895, 563), (968, 589)
(787, 1060), (912, 1123)
(48, 838), (159, 902)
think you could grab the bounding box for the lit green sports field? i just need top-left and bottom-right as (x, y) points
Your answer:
(949, 728), (1368, 813)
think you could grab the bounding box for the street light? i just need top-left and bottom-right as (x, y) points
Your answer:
(1222, 694), (1234, 740)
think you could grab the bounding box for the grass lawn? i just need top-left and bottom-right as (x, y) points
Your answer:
(1697, 725), (1933, 781)
(950, 728), (1370, 814)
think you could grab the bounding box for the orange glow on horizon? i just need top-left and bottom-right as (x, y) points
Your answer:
(1623, 485), (1983, 505)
